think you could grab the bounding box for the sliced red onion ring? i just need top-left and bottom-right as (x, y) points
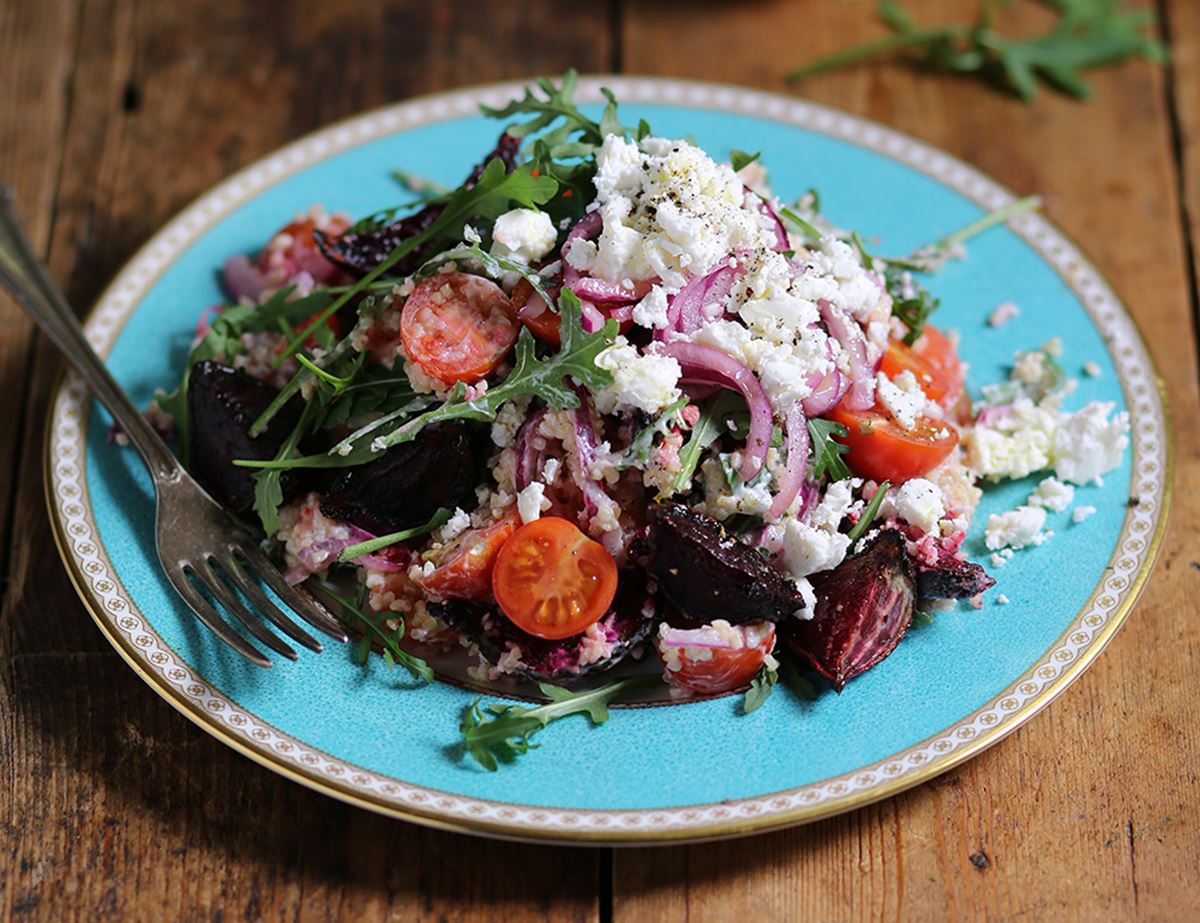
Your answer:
(655, 341), (773, 481)
(223, 255), (271, 303)
(820, 299), (875, 411)
(579, 299), (606, 333)
(513, 408), (549, 491)
(767, 400), (810, 522)
(668, 261), (747, 336)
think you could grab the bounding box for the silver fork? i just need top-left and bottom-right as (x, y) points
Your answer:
(0, 188), (347, 667)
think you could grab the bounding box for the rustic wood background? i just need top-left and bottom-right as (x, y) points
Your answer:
(2, 1), (1198, 920)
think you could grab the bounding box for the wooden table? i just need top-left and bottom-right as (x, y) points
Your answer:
(2, 2), (1197, 919)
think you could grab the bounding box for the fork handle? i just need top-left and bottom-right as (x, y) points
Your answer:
(0, 188), (182, 481)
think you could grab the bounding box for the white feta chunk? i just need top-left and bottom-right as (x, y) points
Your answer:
(516, 482), (549, 524)
(985, 505), (1048, 551)
(489, 208), (557, 265)
(593, 338), (682, 415)
(1028, 476), (1074, 512)
(1053, 401), (1130, 485)
(1072, 505), (1097, 524)
(894, 478), (946, 535)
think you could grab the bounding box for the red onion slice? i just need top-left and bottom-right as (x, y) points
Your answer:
(561, 211), (653, 305)
(513, 408), (549, 491)
(747, 188), (789, 251)
(223, 255), (271, 303)
(669, 261), (747, 335)
(820, 299), (875, 411)
(655, 341), (773, 481)
(767, 400), (810, 522)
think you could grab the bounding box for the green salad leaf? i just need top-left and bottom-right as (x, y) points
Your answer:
(742, 664), (779, 714)
(807, 418), (853, 482)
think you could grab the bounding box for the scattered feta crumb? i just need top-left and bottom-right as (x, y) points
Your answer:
(988, 301), (1020, 327)
(985, 505), (1048, 551)
(1053, 401), (1130, 485)
(1083, 361), (1101, 378)
(438, 508), (471, 543)
(1028, 476), (1075, 513)
(1042, 336), (1063, 357)
(894, 478), (946, 535)
(1072, 505), (1097, 524)
(876, 371), (925, 431)
(989, 552), (1008, 568)
(516, 482), (549, 524)
(593, 338), (682, 415)
(489, 208), (557, 265)
(996, 594), (1010, 605)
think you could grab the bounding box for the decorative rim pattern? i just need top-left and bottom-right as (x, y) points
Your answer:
(44, 77), (1171, 845)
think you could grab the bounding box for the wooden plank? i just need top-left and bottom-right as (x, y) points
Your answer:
(0, 2), (613, 920)
(0, 0), (77, 582)
(617, 1), (1200, 920)
(1165, 0), (1200, 334)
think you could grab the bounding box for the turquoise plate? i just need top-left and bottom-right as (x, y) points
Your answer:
(46, 78), (1170, 844)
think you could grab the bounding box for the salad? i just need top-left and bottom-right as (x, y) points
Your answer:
(146, 73), (1129, 769)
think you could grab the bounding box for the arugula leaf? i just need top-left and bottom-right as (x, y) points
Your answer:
(361, 291), (617, 455)
(884, 266), (941, 345)
(416, 241), (559, 310)
(779, 205), (824, 242)
(320, 365), (418, 428)
(251, 398), (321, 534)
(786, 0), (1165, 104)
(480, 69), (622, 148)
(742, 664), (778, 714)
(848, 480), (891, 545)
(309, 583), (433, 683)
(807, 418), (853, 482)
(671, 391), (746, 495)
(460, 677), (655, 771)
(912, 609), (936, 628)
(780, 661), (819, 700)
(337, 507), (453, 563)
(730, 148), (761, 172)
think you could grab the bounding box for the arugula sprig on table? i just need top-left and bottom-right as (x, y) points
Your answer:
(460, 677), (656, 771)
(786, 0), (1166, 103)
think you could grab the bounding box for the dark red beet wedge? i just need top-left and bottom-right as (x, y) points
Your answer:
(318, 421), (481, 535)
(315, 132), (521, 277)
(784, 530), (917, 692)
(187, 360), (302, 513)
(648, 503), (807, 624)
(916, 555), (995, 599)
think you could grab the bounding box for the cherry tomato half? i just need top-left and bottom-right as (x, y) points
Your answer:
(658, 621), (776, 696)
(826, 403), (959, 484)
(258, 215), (350, 285)
(878, 325), (963, 407)
(492, 517), (618, 640)
(417, 510), (520, 603)
(400, 272), (518, 384)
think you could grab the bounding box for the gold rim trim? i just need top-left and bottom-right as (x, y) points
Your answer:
(41, 76), (1173, 845)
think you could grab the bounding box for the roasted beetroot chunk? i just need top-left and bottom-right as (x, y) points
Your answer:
(784, 530), (917, 692)
(314, 132), (521, 277)
(319, 421), (480, 535)
(648, 503), (806, 624)
(187, 360), (302, 513)
(915, 555), (996, 599)
(430, 578), (656, 683)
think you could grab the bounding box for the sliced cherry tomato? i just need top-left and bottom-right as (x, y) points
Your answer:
(400, 272), (518, 383)
(492, 517), (618, 640)
(878, 325), (963, 407)
(417, 511), (520, 603)
(511, 278), (635, 347)
(826, 403), (959, 484)
(658, 621), (776, 696)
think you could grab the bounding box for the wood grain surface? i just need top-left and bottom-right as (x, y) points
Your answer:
(1, 2), (1196, 921)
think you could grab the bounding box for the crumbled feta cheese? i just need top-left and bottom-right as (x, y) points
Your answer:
(876, 370), (926, 431)
(996, 594), (1010, 605)
(779, 519), (851, 578)
(894, 478), (946, 535)
(490, 395), (533, 448)
(1042, 336), (1063, 357)
(811, 478), (859, 531)
(632, 284), (672, 329)
(793, 577), (817, 617)
(1013, 349), (1050, 385)
(438, 508), (471, 543)
(989, 552), (1008, 568)
(1072, 505), (1097, 524)
(988, 301), (1020, 327)
(1083, 361), (1101, 378)
(1028, 476), (1074, 512)
(593, 338), (682, 415)
(985, 505), (1048, 551)
(516, 482), (549, 524)
(698, 456), (773, 520)
(489, 208), (557, 265)
(1053, 401), (1129, 485)
(541, 457), (561, 483)
(967, 398), (1059, 480)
